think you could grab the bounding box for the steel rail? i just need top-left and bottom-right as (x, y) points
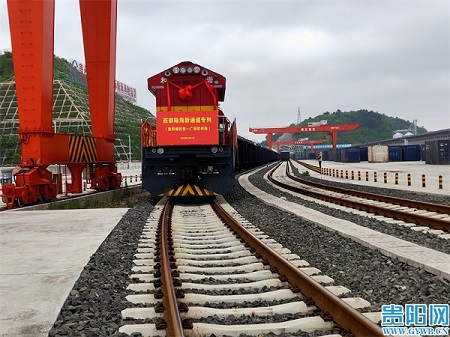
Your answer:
(211, 198), (383, 337)
(295, 160), (450, 215)
(269, 163), (449, 232)
(160, 201), (185, 337)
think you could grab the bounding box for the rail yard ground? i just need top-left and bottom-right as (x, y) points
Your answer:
(0, 161), (449, 336)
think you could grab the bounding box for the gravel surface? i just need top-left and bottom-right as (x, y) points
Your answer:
(250, 163), (450, 255)
(224, 164), (450, 311)
(48, 164), (450, 336)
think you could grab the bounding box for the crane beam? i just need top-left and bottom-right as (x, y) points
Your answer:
(2, 0), (120, 209)
(273, 139), (326, 152)
(7, 0), (55, 161)
(249, 123), (359, 150)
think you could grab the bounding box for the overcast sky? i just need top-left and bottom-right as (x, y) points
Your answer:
(1, 0), (449, 142)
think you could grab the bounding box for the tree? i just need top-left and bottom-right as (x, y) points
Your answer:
(0, 51), (14, 82)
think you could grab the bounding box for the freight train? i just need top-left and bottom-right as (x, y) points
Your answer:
(141, 61), (278, 199)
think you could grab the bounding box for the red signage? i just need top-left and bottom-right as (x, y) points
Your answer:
(70, 58), (137, 103)
(156, 110), (218, 146)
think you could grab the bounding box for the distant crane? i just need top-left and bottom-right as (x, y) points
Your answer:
(249, 123), (359, 151)
(273, 137), (326, 152)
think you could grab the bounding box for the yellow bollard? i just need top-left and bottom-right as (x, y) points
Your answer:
(384, 172), (387, 184)
(422, 174), (426, 187)
(374, 172), (377, 182)
(395, 173), (398, 185)
(439, 175), (443, 189)
(407, 173), (411, 186)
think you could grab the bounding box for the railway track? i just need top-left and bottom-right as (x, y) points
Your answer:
(120, 197), (382, 336)
(269, 161), (450, 233)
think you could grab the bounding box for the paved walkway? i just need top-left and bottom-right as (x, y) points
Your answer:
(296, 160), (450, 196)
(0, 208), (128, 337)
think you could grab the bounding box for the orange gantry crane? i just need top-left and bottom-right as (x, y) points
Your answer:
(249, 123), (359, 151)
(1, 0), (121, 208)
(273, 138), (326, 152)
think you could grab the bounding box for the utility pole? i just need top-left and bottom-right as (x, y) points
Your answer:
(128, 134), (131, 167)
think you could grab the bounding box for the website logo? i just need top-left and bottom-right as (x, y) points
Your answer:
(381, 304), (449, 335)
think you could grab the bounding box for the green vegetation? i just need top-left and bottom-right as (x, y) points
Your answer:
(0, 52), (154, 165)
(267, 109), (427, 146)
(0, 137), (20, 166)
(0, 51), (13, 82)
(1, 52), (429, 155)
(52, 55), (152, 162)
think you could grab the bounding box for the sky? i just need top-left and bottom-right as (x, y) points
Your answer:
(1, 0), (449, 142)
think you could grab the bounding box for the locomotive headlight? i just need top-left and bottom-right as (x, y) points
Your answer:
(173, 67), (179, 74)
(207, 165), (214, 174)
(157, 147), (164, 154)
(151, 148), (157, 153)
(219, 147), (223, 152)
(193, 66), (200, 73)
(180, 67), (186, 74)
(211, 146), (218, 153)
(187, 67), (193, 73)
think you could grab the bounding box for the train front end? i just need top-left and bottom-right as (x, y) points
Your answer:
(141, 61), (236, 198)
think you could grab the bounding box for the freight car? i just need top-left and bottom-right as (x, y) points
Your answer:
(280, 151), (290, 161)
(235, 136), (279, 171)
(141, 61), (277, 199)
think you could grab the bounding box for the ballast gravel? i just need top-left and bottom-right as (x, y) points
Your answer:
(48, 200), (152, 337)
(226, 165), (450, 310)
(48, 165), (450, 336)
(251, 163), (450, 255)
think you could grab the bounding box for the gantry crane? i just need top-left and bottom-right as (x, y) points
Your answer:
(249, 123), (359, 151)
(1, 0), (121, 208)
(273, 138), (326, 152)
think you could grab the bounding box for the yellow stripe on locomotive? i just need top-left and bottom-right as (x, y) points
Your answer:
(163, 184), (216, 197)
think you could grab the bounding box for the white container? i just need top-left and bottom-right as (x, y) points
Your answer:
(368, 145), (388, 162)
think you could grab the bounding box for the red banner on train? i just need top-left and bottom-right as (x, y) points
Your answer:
(156, 110), (218, 146)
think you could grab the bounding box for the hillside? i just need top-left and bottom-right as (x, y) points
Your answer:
(1, 52), (429, 154)
(0, 51), (13, 82)
(268, 109), (427, 146)
(0, 51), (153, 166)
